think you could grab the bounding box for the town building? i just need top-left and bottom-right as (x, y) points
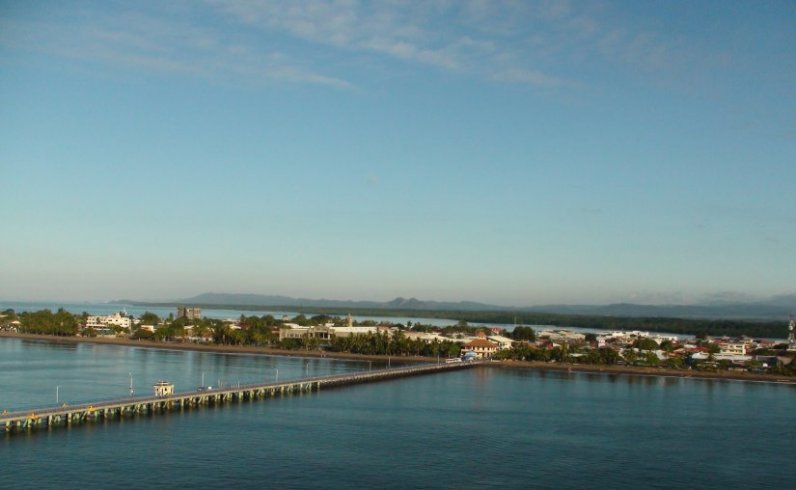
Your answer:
(331, 325), (390, 338)
(404, 331), (447, 343)
(719, 343), (748, 356)
(461, 338), (498, 359)
(539, 330), (586, 344)
(277, 322), (399, 342)
(85, 312), (132, 334)
(176, 307), (202, 320)
(278, 324), (333, 342)
(487, 334), (514, 350)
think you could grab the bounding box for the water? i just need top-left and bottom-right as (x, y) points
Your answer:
(2, 338), (794, 489)
(0, 338), (385, 411)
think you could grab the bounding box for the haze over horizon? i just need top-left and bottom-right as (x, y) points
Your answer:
(2, 1), (794, 306)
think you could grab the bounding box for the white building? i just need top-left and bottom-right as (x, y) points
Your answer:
(404, 331), (447, 343)
(278, 324), (395, 342)
(539, 330), (586, 344)
(85, 312), (131, 333)
(719, 343), (748, 356)
(278, 325), (333, 342)
(487, 335), (514, 350)
(331, 325), (391, 338)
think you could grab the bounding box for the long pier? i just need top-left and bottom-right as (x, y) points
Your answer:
(1, 360), (482, 434)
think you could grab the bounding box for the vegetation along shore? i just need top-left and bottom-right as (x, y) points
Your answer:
(2, 306), (795, 384)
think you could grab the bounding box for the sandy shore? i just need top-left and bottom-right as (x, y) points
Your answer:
(2, 332), (794, 384)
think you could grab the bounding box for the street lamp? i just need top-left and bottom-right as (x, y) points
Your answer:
(56, 385), (60, 404)
(129, 372), (134, 398)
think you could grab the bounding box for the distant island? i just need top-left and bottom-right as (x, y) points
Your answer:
(118, 292), (796, 339)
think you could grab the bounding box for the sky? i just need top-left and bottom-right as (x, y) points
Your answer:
(1, 0), (794, 306)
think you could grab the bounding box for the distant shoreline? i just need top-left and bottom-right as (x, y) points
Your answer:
(2, 332), (794, 385)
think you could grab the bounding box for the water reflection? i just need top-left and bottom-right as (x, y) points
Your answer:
(0, 338), (375, 411)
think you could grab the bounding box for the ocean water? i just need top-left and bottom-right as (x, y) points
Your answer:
(2, 338), (794, 489)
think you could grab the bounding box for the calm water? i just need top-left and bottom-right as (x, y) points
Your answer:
(2, 339), (794, 489)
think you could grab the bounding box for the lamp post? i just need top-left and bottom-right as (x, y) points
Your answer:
(129, 372), (134, 398)
(56, 385), (60, 405)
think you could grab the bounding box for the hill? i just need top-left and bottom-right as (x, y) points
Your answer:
(123, 292), (796, 321)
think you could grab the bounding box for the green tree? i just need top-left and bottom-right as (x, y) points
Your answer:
(139, 311), (161, 326)
(623, 349), (639, 365)
(665, 356), (685, 369)
(292, 314), (309, 326)
(512, 326), (536, 341)
(634, 337), (659, 351)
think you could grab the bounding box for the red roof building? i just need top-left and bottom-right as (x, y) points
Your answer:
(462, 338), (498, 359)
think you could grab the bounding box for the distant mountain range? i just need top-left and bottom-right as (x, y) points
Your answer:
(126, 292), (796, 321)
(160, 293), (498, 312)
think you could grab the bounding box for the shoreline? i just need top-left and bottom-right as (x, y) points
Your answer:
(0, 332), (436, 364)
(493, 360), (796, 384)
(2, 332), (794, 384)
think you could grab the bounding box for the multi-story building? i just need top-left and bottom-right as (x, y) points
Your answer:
(85, 312), (132, 333)
(461, 338), (498, 359)
(719, 343), (748, 356)
(278, 324), (333, 342)
(176, 307), (202, 320)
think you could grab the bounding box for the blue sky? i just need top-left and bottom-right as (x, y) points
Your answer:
(1, 0), (794, 306)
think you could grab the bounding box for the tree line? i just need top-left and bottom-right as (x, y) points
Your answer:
(256, 307), (786, 338)
(10, 309), (80, 336)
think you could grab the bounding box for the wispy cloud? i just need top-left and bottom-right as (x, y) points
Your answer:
(202, 0), (582, 87)
(1, 1), (718, 91)
(207, 0), (467, 71)
(206, 0), (707, 89)
(0, 8), (354, 89)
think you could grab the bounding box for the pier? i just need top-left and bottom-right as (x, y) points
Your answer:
(1, 360), (483, 434)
